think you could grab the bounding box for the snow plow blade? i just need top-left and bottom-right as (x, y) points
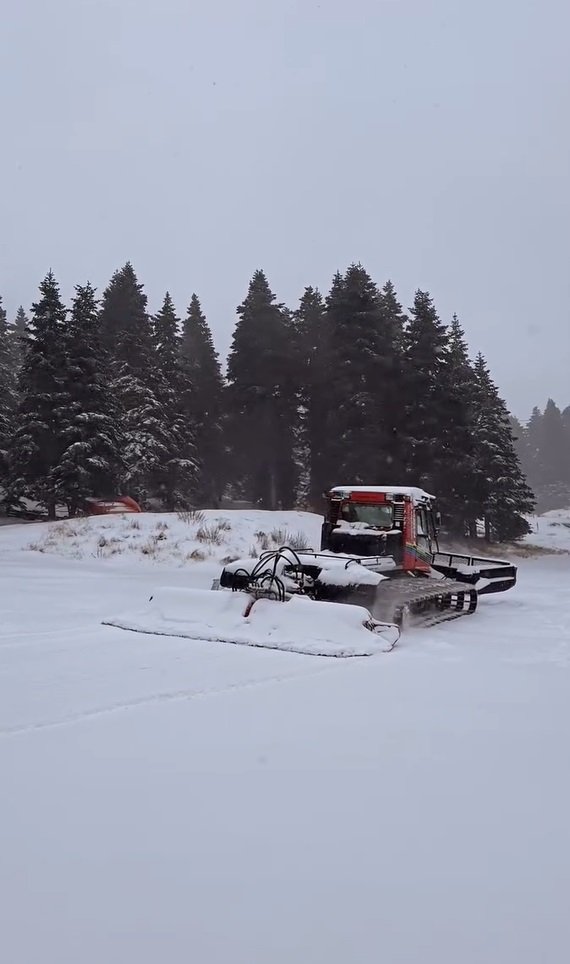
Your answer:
(103, 587), (399, 657)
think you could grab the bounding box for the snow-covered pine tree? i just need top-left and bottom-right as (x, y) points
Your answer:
(293, 286), (330, 507)
(324, 265), (405, 485)
(99, 264), (172, 505)
(9, 306), (29, 373)
(0, 297), (19, 488)
(508, 414), (534, 499)
(432, 314), (480, 536)
(99, 262), (154, 373)
(524, 405), (543, 490)
(226, 271), (298, 509)
(50, 283), (124, 514)
(471, 353), (535, 541)
(150, 293), (195, 509)
(376, 279), (408, 480)
(379, 281), (406, 352)
(401, 290), (449, 489)
(509, 414), (527, 463)
(7, 272), (70, 519)
(179, 294), (224, 506)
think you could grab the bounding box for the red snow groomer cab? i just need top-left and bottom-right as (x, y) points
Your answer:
(322, 485), (437, 574)
(318, 485), (517, 610)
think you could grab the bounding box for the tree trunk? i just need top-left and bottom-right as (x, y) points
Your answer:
(269, 466), (277, 511)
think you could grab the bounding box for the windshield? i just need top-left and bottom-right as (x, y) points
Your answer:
(339, 502), (394, 528)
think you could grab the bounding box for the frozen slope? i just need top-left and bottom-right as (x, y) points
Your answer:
(1, 528), (570, 963)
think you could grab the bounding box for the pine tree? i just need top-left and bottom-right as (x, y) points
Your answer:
(150, 293), (195, 509)
(562, 406), (570, 444)
(509, 413), (532, 487)
(379, 280), (407, 352)
(179, 294), (225, 505)
(511, 401), (570, 511)
(9, 306), (29, 372)
(99, 264), (169, 504)
(324, 265), (405, 484)
(226, 271), (298, 508)
(471, 353), (535, 541)
(99, 262), (154, 372)
(0, 298), (18, 487)
(509, 414), (526, 459)
(376, 279), (408, 479)
(562, 406), (570, 484)
(50, 283), (124, 513)
(524, 406), (543, 488)
(402, 290), (449, 488)
(538, 399), (570, 484)
(152, 292), (179, 363)
(433, 314), (480, 535)
(8, 273), (70, 519)
(293, 286), (330, 506)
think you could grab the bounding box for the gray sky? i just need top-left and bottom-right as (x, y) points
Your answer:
(2, 0), (569, 419)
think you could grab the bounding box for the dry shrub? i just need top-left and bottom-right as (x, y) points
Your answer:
(267, 528), (309, 551)
(270, 527), (288, 545)
(177, 508), (206, 525)
(196, 523), (224, 546)
(286, 530), (310, 551)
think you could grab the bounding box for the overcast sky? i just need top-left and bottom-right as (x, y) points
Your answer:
(2, 0), (569, 418)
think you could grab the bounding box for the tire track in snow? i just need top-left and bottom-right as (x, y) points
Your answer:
(0, 661), (343, 738)
(0, 624), (102, 648)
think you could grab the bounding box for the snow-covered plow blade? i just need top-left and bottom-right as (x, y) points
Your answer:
(103, 586), (399, 657)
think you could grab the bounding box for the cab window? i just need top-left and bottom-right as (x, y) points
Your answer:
(416, 508), (431, 546)
(340, 503), (394, 528)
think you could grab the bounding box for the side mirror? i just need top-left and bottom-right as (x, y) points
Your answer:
(434, 511), (442, 532)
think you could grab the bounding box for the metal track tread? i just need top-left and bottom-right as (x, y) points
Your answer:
(374, 578), (478, 628)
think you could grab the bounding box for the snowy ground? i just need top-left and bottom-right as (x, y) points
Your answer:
(524, 508), (570, 552)
(8, 508), (323, 567)
(2, 511), (570, 963)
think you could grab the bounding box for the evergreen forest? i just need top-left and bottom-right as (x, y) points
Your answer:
(0, 263), (542, 541)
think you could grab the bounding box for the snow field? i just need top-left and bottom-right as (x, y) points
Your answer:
(1, 509), (570, 963)
(524, 508), (570, 552)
